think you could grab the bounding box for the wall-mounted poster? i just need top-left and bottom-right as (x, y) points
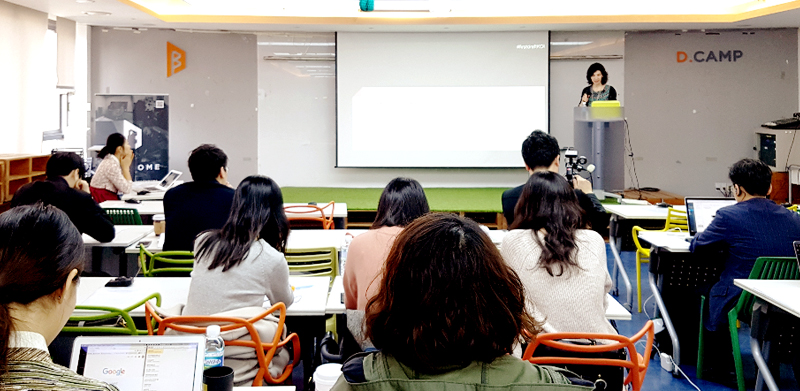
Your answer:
(92, 94), (169, 181)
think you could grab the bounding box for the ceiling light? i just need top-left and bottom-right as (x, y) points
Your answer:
(550, 41), (593, 46)
(83, 11), (111, 16)
(75, 0), (95, 3)
(257, 42), (335, 46)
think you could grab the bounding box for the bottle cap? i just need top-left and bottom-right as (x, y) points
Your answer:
(206, 324), (221, 338)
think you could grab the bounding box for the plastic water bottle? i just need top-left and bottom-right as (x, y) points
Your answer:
(204, 325), (224, 369)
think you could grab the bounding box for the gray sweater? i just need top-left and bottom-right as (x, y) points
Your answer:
(183, 238), (294, 316)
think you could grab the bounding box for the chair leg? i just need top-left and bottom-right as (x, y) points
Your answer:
(697, 295), (706, 379)
(636, 253), (643, 313)
(729, 311), (746, 391)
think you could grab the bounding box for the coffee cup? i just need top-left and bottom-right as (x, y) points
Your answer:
(153, 214), (165, 236)
(203, 366), (233, 391)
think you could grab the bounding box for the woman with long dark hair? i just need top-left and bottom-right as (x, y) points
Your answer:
(332, 214), (582, 389)
(343, 177), (429, 310)
(90, 133), (134, 201)
(579, 62), (617, 107)
(502, 171), (616, 335)
(183, 175), (293, 316)
(0, 205), (117, 390)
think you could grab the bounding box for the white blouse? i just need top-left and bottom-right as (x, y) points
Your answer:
(91, 155), (132, 194)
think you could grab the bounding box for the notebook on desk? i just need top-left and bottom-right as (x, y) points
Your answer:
(69, 335), (205, 391)
(685, 197), (736, 237)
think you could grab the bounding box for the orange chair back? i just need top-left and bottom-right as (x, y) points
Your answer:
(523, 321), (654, 391)
(144, 302), (300, 385)
(284, 201), (335, 230)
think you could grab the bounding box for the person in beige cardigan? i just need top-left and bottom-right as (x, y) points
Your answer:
(501, 171), (616, 335)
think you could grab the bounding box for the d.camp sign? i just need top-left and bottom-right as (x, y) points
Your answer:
(677, 50), (743, 63)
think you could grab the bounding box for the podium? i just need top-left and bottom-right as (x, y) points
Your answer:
(573, 106), (626, 199)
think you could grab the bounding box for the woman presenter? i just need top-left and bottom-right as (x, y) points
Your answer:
(579, 62), (617, 107)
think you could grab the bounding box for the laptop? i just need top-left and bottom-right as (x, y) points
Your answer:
(685, 197), (736, 237)
(139, 170), (182, 191)
(70, 335), (206, 391)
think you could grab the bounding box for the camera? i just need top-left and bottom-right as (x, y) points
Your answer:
(564, 149), (592, 185)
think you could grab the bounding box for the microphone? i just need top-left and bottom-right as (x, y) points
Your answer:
(586, 164), (596, 173)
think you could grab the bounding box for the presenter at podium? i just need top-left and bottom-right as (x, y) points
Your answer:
(579, 62), (617, 107)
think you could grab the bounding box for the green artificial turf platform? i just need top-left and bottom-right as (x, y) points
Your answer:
(282, 187), (508, 213)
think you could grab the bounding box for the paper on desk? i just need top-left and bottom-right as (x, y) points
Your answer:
(263, 287), (305, 308)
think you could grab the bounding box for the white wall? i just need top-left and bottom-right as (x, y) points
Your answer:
(625, 29), (799, 196)
(90, 28), (258, 185)
(0, 1), (49, 154)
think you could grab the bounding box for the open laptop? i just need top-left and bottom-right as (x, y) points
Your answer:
(685, 197), (736, 237)
(137, 170), (182, 191)
(70, 335), (205, 391)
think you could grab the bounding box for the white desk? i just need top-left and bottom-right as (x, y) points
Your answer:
(324, 276), (631, 321)
(734, 279), (800, 391)
(636, 231), (690, 253)
(101, 201), (349, 219)
(83, 226), (154, 276)
(126, 229), (368, 254)
(604, 204), (685, 311)
(74, 276), (331, 318)
(121, 191), (167, 201)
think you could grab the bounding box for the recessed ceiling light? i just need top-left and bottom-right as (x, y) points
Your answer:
(76, 0), (95, 3)
(83, 11), (111, 16)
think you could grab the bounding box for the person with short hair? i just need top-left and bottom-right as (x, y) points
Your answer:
(332, 213), (590, 390)
(579, 62), (617, 107)
(343, 177), (429, 311)
(501, 130), (605, 229)
(90, 133), (134, 201)
(11, 152), (114, 242)
(0, 205), (118, 391)
(692, 158), (800, 330)
(502, 171), (616, 335)
(163, 144), (235, 251)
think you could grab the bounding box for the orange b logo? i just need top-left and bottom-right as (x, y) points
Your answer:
(167, 42), (186, 77)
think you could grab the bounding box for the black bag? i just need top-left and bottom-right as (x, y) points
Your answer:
(530, 339), (627, 391)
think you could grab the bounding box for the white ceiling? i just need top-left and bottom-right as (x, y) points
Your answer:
(6, 0), (800, 33)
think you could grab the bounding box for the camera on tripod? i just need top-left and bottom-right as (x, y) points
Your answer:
(564, 149), (594, 185)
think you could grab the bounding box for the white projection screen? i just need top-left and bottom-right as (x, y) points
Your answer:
(336, 31), (549, 168)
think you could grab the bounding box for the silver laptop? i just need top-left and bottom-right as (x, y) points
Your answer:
(143, 170), (182, 191)
(69, 335), (205, 391)
(685, 197), (736, 236)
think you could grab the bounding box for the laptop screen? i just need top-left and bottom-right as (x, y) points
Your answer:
(158, 171), (181, 188)
(685, 198), (736, 236)
(70, 336), (204, 391)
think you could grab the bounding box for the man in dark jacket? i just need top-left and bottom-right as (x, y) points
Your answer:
(502, 130), (606, 229)
(163, 144), (235, 251)
(11, 152), (115, 242)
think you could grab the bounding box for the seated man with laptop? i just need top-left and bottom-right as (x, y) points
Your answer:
(163, 144), (235, 252)
(690, 158), (800, 379)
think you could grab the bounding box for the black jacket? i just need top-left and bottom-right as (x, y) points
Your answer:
(162, 180), (235, 252)
(11, 177), (115, 242)
(502, 183), (607, 232)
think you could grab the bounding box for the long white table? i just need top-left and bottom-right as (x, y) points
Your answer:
(74, 276), (331, 317)
(734, 279), (800, 391)
(603, 204), (685, 311)
(324, 276), (632, 320)
(126, 229), (368, 254)
(100, 201), (349, 219)
(83, 226), (154, 276)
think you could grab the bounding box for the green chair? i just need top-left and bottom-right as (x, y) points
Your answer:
(697, 256), (800, 391)
(285, 247), (339, 279)
(139, 244), (194, 277)
(104, 207), (143, 225)
(65, 292), (162, 335)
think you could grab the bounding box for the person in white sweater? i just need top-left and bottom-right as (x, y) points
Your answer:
(184, 175), (293, 316)
(501, 171), (616, 335)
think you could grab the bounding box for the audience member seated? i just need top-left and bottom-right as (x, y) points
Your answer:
(690, 158), (800, 379)
(0, 205), (117, 391)
(180, 176), (293, 385)
(11, 152), (114, 243)
(343, 177), (429, 311)
(90, 133), (133, 201)
(163, 144), (234, 251)
(332, 213), (591, 390)
(502, 130), (605, 230)
(502, 172), (616, 335)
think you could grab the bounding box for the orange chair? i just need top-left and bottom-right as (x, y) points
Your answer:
(144, 302), (300, 386)
(284, 201), (335, 229)
(523, 321), (655, 391)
